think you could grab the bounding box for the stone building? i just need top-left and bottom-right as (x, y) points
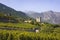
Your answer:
(36, 17), (41, 22)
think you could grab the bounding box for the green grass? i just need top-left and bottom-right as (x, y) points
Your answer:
(0, 22), (60, 40)
(0, 22), (36, 28)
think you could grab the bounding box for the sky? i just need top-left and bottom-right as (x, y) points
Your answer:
(0, 0), (60, 12)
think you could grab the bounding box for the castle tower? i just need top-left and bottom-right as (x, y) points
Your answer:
(36, 17), (41, 22)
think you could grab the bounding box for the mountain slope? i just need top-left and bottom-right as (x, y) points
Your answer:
(0, 3), (29, 20)
(26, 11), (60, 24)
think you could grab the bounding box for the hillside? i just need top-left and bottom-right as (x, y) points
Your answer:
(0, 3), (29, 21)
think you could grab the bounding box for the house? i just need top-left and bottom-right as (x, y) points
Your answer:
(24, 20), (32, 23)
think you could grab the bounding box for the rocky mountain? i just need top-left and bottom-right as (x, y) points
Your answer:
(0, 3), (29, 20)
(26, 11), (60, 24)
(26, 11), (41, 18)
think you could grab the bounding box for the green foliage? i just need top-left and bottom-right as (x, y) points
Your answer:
(0, 22), (60, 40)
(0, 23), (36, 29)
(0, 30), (60, 40)
(40, 23), (54, 32)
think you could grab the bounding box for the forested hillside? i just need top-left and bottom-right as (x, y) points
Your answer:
(0, 3), (29, 21)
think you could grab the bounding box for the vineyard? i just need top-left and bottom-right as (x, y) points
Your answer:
(0, 30), (60, 40)
(0, 22), (60, 40)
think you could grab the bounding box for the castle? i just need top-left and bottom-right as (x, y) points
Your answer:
(36, 17), (41, 22)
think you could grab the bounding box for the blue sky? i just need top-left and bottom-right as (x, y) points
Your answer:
(0, 0), (60, 12)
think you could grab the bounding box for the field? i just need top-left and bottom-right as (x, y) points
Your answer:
(0, 23), (36, 28)
(0, 22), (60, 40)
(0, 30), (60, 40)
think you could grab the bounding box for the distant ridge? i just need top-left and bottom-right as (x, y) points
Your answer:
(26, 11), (60, 24)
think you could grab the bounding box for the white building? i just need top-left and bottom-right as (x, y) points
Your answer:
(36, 17), (41, 22)
(24, 20), (31, 23)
